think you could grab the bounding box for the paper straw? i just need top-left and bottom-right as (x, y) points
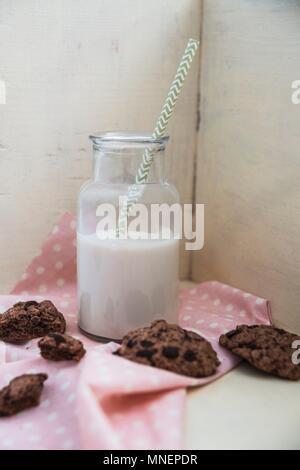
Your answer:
(118, 38), (200, 234)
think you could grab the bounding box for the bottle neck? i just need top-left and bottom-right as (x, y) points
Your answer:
(92, 147), (166, 184)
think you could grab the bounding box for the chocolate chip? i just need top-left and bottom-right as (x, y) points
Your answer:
(127, 339), (136, 348)
(159, 328), (167, 333)
(184, 350), (196, 362)
(162, 346), (179, 359)
(48, 333), (66, 345)
(140, 340), (153, 348)
(136, 349), (156, 359)
(226, 329), (238, 338)
(24, 301), (39, 309)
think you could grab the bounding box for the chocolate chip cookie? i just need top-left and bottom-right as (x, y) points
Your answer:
(0, 374), (48, 417)
(219, 324), (300, 381)
(114, 320), (220, 378)
(38, 333), (86, 362)
(0, 300), (66, 343)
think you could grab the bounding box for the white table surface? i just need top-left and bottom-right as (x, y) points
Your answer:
(180, 282), (300, 450)
(186, 363), (300, 450)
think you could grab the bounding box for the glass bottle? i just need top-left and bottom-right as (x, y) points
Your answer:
(77, 132), (179, 341)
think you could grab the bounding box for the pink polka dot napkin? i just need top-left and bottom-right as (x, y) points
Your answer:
(0, 213), (272, 450)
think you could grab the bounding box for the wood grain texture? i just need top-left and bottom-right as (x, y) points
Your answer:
(0, 0), (201, 292)
(192, 0), (300, 332)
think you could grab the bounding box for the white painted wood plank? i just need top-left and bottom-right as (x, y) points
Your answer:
(0, 0), (201, 291)
(192, 0), (300, 333)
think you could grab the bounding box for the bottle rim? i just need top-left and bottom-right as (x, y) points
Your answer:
(89, 131), (169, 146)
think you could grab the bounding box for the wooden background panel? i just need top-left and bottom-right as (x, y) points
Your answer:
(193, 0), (300, 332)
(0, 0), (201, 292)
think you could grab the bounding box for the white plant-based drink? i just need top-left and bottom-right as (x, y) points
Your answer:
(77, 232), (179, 341)
(77, 132), (180, 341)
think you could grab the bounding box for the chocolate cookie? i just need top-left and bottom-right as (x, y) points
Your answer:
(219, 324), (300, 381)
(114, 320), (220, 378)
(0, 300), (66, 343)
(38, 333), (86, 362)
(0, 373), (48, 417)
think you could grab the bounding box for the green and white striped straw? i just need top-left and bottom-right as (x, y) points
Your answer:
(118, 38), (200, 234)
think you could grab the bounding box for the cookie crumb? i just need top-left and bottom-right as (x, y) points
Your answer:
(0, 374), (47, 417)
(38, 333), (86, 362)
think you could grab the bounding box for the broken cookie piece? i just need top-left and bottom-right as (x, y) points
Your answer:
(0, 300), (66, 343)
(219, 324), (300, 381)
(38, 333), (86, 362)
(0, 374), (48, 417)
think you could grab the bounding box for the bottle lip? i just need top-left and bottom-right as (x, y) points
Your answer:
(89, 131), (169, 146)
